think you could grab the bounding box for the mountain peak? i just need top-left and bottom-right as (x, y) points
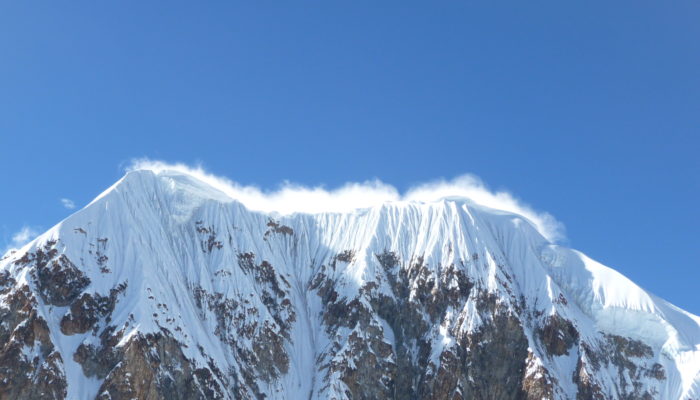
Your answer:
(0, 171), (698, 399)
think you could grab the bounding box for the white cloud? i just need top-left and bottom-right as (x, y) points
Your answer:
(127, 159), (565, 242)
(60, 198), (75, 209)
(2, 226), (39, 255)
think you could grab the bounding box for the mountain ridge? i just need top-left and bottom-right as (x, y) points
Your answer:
(1, 168), (698, 399)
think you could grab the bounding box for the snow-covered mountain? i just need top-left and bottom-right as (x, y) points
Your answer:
(1, 168), (699, 399)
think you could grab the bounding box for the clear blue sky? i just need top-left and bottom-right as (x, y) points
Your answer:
(1, 2), (698, 313)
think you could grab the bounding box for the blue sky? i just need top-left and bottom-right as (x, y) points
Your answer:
(1, 2), (698, 313)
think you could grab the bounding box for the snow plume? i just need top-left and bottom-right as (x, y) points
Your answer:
(126, 159), (565, 242)
(405, 176), (565, 242)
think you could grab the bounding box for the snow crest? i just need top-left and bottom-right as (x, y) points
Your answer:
(0, 168), (698, 399)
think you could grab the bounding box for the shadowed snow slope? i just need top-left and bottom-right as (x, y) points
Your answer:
(0, 168), (698, 400)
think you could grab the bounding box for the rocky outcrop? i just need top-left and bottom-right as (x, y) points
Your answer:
(18, 241), (90, 306)
(0, 285), (66, 400)
(521, 351), (556, 400)
(61, 283), (127, 335)
(95, 332), (226, 400)
(538, 313), (579, 356)
(572, 335), (665, 400)
(311, 250), (536, 399)
(74, 325), (124, 380)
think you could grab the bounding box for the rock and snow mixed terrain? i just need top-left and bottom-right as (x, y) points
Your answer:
(1, 168), (699, 399)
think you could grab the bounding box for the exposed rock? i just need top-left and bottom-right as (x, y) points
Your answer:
(96, 332), (226, 400)
(573, 357), (606, 400)
(0, 285), (67, 399)
(19, 242), (91, 306)
(74, 325), (124, 379)
(195, 222), (224, 252)
(61, 291), (116, 335)
(521, 351), (555, 400)
(313, 250), (535, 400)
(572, 335), (662, 400)
(538, 313), (579, 356)
(263, 219), (294, 238)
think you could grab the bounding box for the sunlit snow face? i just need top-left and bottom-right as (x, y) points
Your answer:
(126, 158), (565, 242)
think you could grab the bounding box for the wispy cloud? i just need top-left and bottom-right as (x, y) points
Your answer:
(60, 198), (76, 209)
(126, 159), (565, 242)
(2, 226), (39, 255)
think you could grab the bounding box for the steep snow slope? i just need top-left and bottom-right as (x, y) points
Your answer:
(0, 169), (698, 399)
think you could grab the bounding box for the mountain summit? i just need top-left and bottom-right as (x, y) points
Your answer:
(1, 169), (698, 399)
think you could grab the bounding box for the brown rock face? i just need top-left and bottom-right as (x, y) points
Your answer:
(570, 334), (667, 400)
(312, 251), (537, 400)
(427, 293), (530, 400)
(573, 357), (606, 400)
(19, 242), (91, 306)
(60, 283), (127, 336)
(538, 313), (579, 356)
(0, 285), (67, 400)
(74, 325), (123, 379)
(521, 351), (555, 400)
(96, 332), (226, 400)
(60, 293), (110, 335)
